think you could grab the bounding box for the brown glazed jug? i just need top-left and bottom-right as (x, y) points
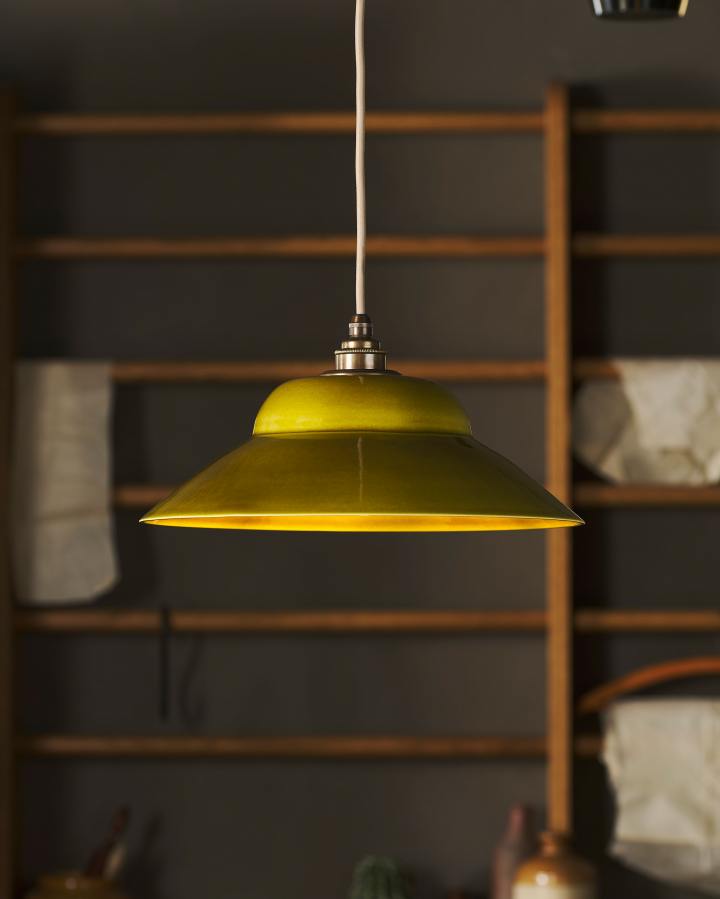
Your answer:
(27, 873), (129, 899)
(512, 832), (596, 899)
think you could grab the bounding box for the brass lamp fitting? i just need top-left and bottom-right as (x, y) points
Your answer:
(334, 313), (387, 372)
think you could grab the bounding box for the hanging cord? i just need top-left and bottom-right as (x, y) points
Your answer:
(355, 0), (366, 315)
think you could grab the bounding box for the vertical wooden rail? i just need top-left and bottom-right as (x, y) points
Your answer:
(0, 89), (15, 897)
(544, 84), (574, 835)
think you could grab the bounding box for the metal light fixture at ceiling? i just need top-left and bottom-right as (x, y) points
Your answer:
(141, 0), (583, 534)
(591, 0), (689, 18)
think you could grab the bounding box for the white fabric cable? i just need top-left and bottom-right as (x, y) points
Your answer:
(355, 0), (366, 315)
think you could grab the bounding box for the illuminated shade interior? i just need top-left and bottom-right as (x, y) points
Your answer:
(141, 373), (584, 532)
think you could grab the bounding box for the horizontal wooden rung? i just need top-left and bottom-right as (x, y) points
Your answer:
(112, 359), (551, 383)
(13, 235), (545, 259)
(117, 483), (720, 510)
(116, 485), (173, 507)
(26, 358), (695, 384)
(16, 609), (547, 634)
(30, 358), (718, 384)
(14, 110), (545, 136)
(575, 609), (720, 632)
(574, 234), (720, 257)
(60, 358), (720, 384)
(16, 608), (720, 635)
(17, 734), (602, 759)
(15, 234), (720, 259)
(15, 109), (720, 137)
(573, 109), (720, 134)
(109, 358), (622, 383)
(18, 735), (547, 759)
(574, 483), (720, 507)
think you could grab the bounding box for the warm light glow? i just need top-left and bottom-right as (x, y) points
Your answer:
(143, 514), (581, 532)
(141, 375), (583, 532)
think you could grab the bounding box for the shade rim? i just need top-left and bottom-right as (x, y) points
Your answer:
(140, 430), (583, 533)
(141, 511), (584, 532)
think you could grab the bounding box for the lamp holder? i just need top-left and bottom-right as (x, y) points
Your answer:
(333, 313), (387, 372)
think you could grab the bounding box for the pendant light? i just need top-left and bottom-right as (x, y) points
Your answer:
(591, 0), (688, 18)
(141, 0), (583, 533)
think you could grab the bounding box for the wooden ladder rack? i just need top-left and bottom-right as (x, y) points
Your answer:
(3, 84), (720, 894)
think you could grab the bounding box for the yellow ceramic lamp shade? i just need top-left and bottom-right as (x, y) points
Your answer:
(141, 340), (583, 532)
(142, 8), (582, 536)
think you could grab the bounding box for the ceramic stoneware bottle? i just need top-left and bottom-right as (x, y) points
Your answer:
(493, 804), (536, 899)
(512, 832), (596, 899)
(27, 873), (129, 899)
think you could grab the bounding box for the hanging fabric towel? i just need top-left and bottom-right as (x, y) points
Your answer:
(12, 361), (118, 604)
(604, 699), (720, 895)
(574, 359), (720, 485)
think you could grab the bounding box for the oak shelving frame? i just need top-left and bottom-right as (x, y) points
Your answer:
(2, 82), (720, 893)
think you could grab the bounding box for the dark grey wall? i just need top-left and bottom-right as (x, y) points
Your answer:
(4, 1), (720, 897)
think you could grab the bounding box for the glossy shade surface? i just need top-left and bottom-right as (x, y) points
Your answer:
(591, 0), (688, 17)
(141, 373), (583, 532)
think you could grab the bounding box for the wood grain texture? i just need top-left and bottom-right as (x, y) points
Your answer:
(13, 235), (545, 259)
(18, 735), (549, 759)
(16, 108), (720, 137)
(2, 357), (622, 385)
(573, 233), (720, 257)
(120, 483), (720, 510)
(575, 609), (720, 632)
(16, 734), (603, 759)
(544, 84), (574, 836)
(14, 110), (544, 135)
(575, 483), (720, 506)
(112, 359), (549, 383)
(573, 109), (720, 133)
(16, 233), (720, 259)
(15, 609), (548, 634)
(572, 358), (618, 380)
(0, 89), (15, 899)
(115, 484), (174, 507)
(578, 657), (720, 715)
(16, 608), (720, 635)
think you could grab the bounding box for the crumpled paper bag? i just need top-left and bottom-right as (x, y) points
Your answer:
(12, 361), (118, 604)
(574, 359), (720, 484)
(604, 699), (720, 895)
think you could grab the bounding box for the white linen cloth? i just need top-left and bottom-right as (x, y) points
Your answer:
(574, 359), (720, 484)
(604, 699), (720, 895)
(12, 361), (118, 604)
